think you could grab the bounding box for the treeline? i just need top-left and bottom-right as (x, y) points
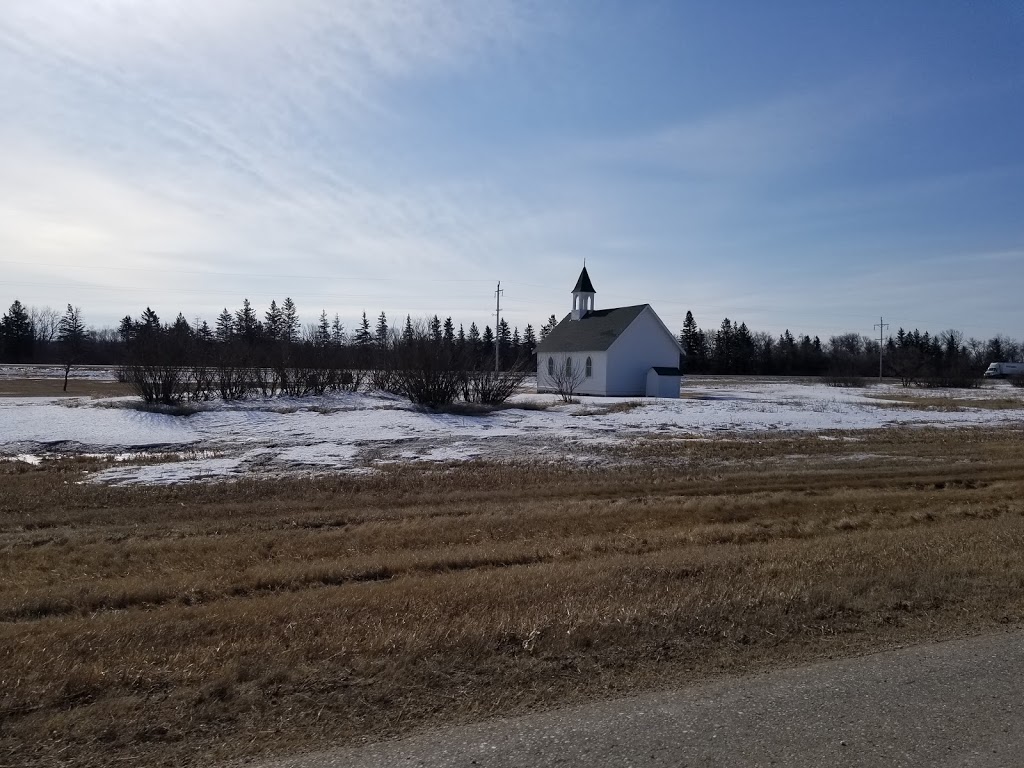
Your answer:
(0, 298), (542, 407)
(679, 311), (1020, 383)
(0, 298), (541, 372)
(3, 298), (1021, 390)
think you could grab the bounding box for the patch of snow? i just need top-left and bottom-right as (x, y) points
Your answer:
(3, 380), (1024, 486)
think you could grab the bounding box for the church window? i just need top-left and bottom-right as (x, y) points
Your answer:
(565, 357), (572, 376)
(547, 357), (554, 376)
(585, 357), (592, 377)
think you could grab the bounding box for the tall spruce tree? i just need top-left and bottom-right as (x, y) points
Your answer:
(375, 312), (389, 347)
(264, 300), (283, 341)
(215, 308), (234, 342)
(57, 304), (87, 390)
(281, 298), (300, 344)
(316, 311), (331, 346)
(539, 314), (558, 341)
(523, 324), (537, 358)
(355, 312), (373, 346)
(1, 300), (34, 362)
(235, 299), (260, 342)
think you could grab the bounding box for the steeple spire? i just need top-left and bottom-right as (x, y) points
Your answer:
(571, 266), (596, 320)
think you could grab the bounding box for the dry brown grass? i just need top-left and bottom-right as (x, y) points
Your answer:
(864, 392), (1024, 411)
(3, 427), (1024, 767)
(573, 400), (646, 417)
(0, 378), (131, 399)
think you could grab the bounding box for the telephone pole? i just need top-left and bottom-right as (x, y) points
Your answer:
(874, 317), (889, 382)
(494, 281), (504, 373)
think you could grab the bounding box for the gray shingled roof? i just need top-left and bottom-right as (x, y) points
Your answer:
(572, 266), (596, 294)
(536, 305), (648, 353)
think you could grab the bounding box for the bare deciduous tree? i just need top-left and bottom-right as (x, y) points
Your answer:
(551, 356), (585, 402)
(30, 306), (61, 346)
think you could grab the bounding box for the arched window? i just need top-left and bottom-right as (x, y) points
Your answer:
(547, 357), (554, 376)
(565, 357), (572, 376)
(585, 356), (593, 377)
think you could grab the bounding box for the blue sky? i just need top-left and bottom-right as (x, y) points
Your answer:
(2, 1), (1023, 341)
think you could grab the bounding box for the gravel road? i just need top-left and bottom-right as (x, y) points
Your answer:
(249, 628), (1023, 768)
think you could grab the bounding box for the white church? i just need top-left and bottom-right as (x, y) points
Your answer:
(536, 267), (684, 398)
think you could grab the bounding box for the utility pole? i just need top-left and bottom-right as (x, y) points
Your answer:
(874, 317), (889, 383)
(494, 281), (503, 373)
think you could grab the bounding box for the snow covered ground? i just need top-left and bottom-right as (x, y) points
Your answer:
(0, 364), (119, 381)
(2, 376), (1023, 485)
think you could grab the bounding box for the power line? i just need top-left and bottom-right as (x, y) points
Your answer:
(0, 259), (496, 284)
(873, 317), (890, 381)
(494, 281), (503, 373)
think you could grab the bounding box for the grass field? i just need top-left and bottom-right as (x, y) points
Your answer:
(3, 425), (1024, 767)
(0, 379), (131, 399)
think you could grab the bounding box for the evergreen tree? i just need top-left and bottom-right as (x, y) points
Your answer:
(355, 311), (373, 347)
(215, 308), (234, 343)
(57, 305), (87, 391)
(497, 319), (511, 367)
(429, 315), (442, 344)
(714, 318), (734, 373)
(539, 314), (558, 341)
(467, 322), (481, 364)
(140, 307), (161, 333)
(264, 300), (282, 341)
(57, 304), (85, 344)
(281, 298), (300, 344)
(117, 315), (133, 345)
(734, 322), (755, 373)
(170, 313), (192, 340)
(375, 312), (389, 347)
(443, 317), (455, 346)
(316, 310), (331, 346)
(481, 325), (495, 366)
(331, 314), (345, 345)
(778, 329), (797, 374)
(196, 321), (214, 344)
(523, 324), (537, 357)
(680, 311), (699, 357)
(235, 299), (260, 341)
(402, 315), (414, 344)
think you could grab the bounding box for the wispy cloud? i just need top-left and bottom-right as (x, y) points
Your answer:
(580, 76), (908, 181)
(0, 0), (563, 323)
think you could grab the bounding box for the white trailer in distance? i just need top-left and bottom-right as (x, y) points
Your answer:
(984, 362), (1024, 378)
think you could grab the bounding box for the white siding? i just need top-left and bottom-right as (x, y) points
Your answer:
(538, 351), (609, 395)
(646, 368), (681, 397)
(604, 307), (681, 396)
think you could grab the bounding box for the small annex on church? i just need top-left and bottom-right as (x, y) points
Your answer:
(536, 267), (684, 398)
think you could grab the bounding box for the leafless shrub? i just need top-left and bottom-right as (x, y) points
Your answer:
(118, 362), (188, 404)
(462, 364), (529, 405)
(914, 375), (983, 389)
(823, 374), (865, 388)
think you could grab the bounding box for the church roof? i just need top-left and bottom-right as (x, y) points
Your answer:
(572, 266), (596, 294)
(536, 305), (648, 353)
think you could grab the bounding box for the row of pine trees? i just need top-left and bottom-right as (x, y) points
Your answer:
(2, 297), (1020, 381)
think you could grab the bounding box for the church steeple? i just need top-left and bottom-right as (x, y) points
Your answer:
(571, 266), (596, 320)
